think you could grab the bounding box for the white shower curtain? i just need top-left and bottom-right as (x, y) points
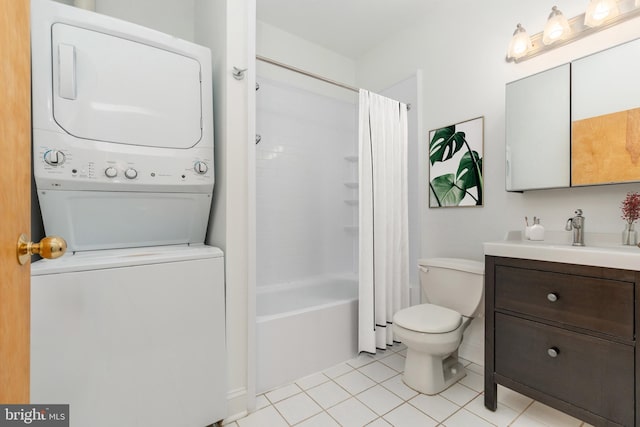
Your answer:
(358, 89), (410, 354)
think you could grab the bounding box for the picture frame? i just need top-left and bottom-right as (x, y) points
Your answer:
(428, 116), (484, 208)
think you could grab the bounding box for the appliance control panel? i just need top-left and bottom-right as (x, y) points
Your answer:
(33, 130), (214, 193)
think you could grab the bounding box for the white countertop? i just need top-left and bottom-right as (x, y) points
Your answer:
(484, 231), (640, 271)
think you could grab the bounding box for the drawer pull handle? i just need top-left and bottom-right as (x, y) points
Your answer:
(547, 347), (560, 358)
(547, 293), (559, 302)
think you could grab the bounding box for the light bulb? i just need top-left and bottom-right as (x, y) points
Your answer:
(594, 3), (610, 19)
(543, 6), (571, 45)
(507, 24), (532, 60)
(584, 0), (620, 27)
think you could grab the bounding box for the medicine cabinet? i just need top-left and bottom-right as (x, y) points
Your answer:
(505, 37), (640, 191)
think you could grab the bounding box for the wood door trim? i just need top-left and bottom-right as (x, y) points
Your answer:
(0, 0), (31, 403)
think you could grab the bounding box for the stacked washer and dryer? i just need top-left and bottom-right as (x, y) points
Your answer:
(30, 1), (226, 426)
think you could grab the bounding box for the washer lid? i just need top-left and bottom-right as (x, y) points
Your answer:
(31, 244), (223, 276)
(394, 304), (462, 334)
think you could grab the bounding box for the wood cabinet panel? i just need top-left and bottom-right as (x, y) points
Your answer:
(496, 313), (634, 426)
(495, 265), (634, 339)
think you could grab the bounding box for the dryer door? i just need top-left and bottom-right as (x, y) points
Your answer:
(51, 23), (202, 149)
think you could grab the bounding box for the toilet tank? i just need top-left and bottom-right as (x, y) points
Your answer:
(419, 258), (484, 316)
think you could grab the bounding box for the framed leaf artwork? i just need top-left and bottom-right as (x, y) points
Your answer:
(429, 116), (484, 207)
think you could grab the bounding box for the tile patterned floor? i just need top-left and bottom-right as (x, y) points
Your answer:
(227, 344), (594, 427)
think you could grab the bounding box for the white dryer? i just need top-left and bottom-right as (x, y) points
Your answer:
(31, 0), (214, 252)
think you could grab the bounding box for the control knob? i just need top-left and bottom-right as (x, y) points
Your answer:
(194, 161), (208, 174)
(44, 149), (66, 166)
(105, 167), (118, 178)
(124, 168), (138, 179)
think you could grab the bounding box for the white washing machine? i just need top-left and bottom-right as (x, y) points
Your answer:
(29, 1), (226, 425)
(31, 246), (226, 427)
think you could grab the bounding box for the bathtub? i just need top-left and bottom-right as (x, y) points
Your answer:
(257, 278), (358, 393)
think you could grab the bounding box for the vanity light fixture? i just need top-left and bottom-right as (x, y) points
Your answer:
(543, 6), (571, 45)
(506, 0), (640, 62)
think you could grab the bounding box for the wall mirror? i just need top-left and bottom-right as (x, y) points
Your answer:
(572, 37), (640, 186)
(505, 37), (640, 191)
(505, 64), (570, 191)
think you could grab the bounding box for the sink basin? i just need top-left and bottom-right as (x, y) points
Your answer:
(484, 231), (640, 270)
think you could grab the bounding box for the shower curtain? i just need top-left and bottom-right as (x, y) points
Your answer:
(358, 89), (410, 354)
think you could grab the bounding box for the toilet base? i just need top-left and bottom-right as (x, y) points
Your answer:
(401, 350), (466, 395)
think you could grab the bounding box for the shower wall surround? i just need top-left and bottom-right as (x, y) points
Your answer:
(256, 77), (358, 287)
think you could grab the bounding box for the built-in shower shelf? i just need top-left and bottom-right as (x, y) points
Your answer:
(344, 225), (359, 231)
(344, 199), (359, 206)
(344, 182), (359, 189)
(344, 155), (358, 162)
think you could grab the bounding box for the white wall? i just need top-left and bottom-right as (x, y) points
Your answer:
(356, 0), (640, 364)
(255, 77), (357, 287)
(196, 0), (254, 421)
(52, 0), (195, 41)
(357, 1), (640, 260)
(95, 0), (195, 41)
(255, 20), (363, 289)
(256, 20), (358, 102)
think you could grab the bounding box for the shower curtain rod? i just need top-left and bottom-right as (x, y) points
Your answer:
(256, 54), (359, 92)
(256, 55), (412, 110)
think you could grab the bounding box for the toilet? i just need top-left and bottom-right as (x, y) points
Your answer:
(392, 258), (484, 395)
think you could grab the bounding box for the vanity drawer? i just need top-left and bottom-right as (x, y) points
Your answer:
(495, 314), (634, 426)
(495, 265), (634, 339)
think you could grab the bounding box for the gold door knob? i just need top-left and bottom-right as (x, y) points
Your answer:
(17, 234), (67, 265)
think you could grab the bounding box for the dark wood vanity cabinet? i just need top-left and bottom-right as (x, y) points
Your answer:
(484, 256), (640, 427)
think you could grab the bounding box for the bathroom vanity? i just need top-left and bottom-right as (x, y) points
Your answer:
(484, 240), (640, 426)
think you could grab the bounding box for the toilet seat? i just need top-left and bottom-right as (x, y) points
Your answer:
(394, 304), (462, 334)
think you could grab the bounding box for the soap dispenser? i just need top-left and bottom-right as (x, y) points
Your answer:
(529, 217), (545, 241)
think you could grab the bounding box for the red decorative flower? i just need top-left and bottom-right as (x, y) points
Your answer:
(621, 192), (640, 224)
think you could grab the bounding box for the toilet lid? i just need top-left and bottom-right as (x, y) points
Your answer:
(394, 304), (462, 334)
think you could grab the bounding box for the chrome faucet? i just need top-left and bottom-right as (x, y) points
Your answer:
(565, 209), (585, 246)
